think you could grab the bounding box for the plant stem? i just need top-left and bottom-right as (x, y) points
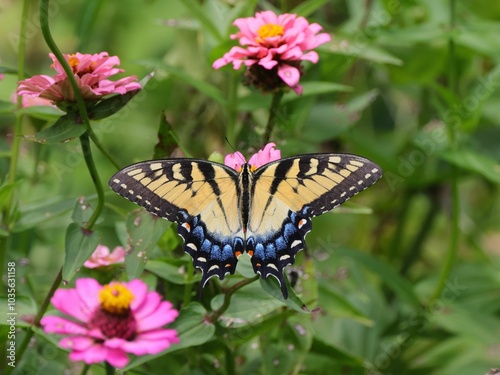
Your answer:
(105, 361), (115, 375)
(40, 0), (105, 231)
(263, 91), (284, 144)
(80, 132), (105, 230)
(400, 191), (440, 276)
(80, 364), (90, 375)
(208, 275), (259, 322)
(431, 0), (459, 302)
(87, 127), (121, 170)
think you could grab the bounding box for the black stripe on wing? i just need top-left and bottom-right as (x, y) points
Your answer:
(254, 153), (383, 217)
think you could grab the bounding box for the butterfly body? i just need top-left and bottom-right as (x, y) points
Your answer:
(109, 154), (382, 298)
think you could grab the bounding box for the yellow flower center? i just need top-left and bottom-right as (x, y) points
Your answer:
(99, 283), (134, 315)
(257, 24), (284, 41)
(68, 55), (80, 73)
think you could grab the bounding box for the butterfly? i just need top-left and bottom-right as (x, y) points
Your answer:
(109, 153), (382, 298)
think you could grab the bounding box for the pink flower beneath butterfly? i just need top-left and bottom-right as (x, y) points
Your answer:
(213, 11), (330, 94)
(17, 52), (141, 103)
(225, 142), (281, 171)
(40, 278), (179, 368)
(83, 245), (126, 269)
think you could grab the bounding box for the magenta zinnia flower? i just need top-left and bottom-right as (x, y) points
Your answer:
(225, 142), (281, 171)
(213, 11), (331, 94)
(17, 52), (141, 103)
(41, 278), (179, 368)
(84, 245), (126, 269)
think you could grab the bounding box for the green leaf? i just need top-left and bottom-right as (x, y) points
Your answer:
(12, 197), (77, 233)
(321, 36), (404, 66)
(0, 66), (17, 75)
(0, 100), (16, 114)
(318, 284), (373, 326)
(282, 81), (353, 103)
(291, 0), (329, 17)
(124, 302), (215, 370)
(71, 196), (95, 226)
(159, 63), (227, 106)
(145, 259), (201, 285)
(18, 105), (65, 121)
(260, 276), (309, 313)
(125, 210), (171, 279)
(329, 245), (420, 306)
(211, 282), (286, 323)
(441, 149), (500, 184)
(25, 113), (85, 144)
(62, 223), (100, 282)
(153, 111), (179, 159)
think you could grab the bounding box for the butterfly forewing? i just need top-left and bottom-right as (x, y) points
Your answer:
(246, 154), (382, 297)
(109, 159), (245, 287)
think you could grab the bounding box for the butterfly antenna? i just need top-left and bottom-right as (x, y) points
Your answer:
(224, 136), (246, 165)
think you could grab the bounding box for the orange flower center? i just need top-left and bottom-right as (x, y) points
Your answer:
(68, 55), (80, 70)
(256, 23), (284, 42)
(99, 283), (134, 315)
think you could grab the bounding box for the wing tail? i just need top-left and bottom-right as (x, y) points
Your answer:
(247, 211), (312, 299)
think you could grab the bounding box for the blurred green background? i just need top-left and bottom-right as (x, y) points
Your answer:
(1, 0), (500, 374)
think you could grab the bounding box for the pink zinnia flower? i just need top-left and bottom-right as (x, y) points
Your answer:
(83, 245), (126, 269)
(41, 278), (179, 368)
(17, 52), (141, 103)
(213, 11), (331, 94)
(224, 142), (281, 171)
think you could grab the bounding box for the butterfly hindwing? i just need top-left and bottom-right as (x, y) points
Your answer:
(246, 154), (382, 296)
(109, 159), (245, 287)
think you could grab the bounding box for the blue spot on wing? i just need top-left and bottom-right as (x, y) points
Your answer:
(175, 209), (244, 289)
(246, 210), (312, 299)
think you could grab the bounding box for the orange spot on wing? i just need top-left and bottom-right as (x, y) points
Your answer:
(225, 263), (232, 268)
(235, 251), (242, 258)
(256, 263), (261, 267)
(183, 223), (191, 230)
(247, 250), (254, 257)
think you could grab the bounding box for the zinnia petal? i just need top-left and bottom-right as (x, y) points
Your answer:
(41, 316), (89, 335)
(224, 151), (246, 171)
(68, 344), (108, 365)
(75, 278), (102, 317)
(60, 336), (95, 351)
(248, 143), (281, 168)
(136, 301), (179, 331)
(277, 64), (301, 88)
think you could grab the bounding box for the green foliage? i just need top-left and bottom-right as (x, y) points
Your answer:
(1, 0), (499, 374)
